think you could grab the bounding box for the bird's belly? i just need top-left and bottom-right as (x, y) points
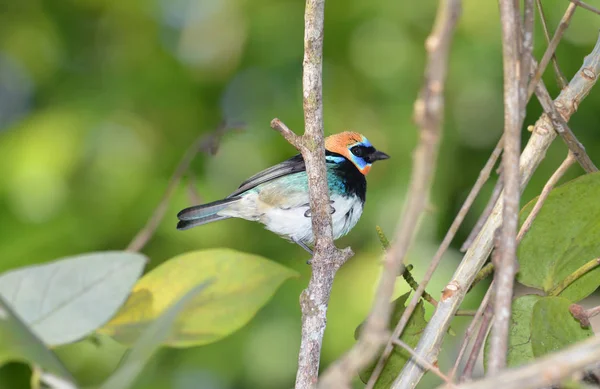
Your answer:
(330, 196), (363, 240)
(262, 207), (314, 244)
(261, 194), (363, 244)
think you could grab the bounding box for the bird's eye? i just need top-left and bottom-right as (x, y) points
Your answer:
(351, 146), (366, 157)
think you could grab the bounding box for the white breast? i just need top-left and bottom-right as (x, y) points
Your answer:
(218, 189), (364, 245)
(254, 194), (363, 244)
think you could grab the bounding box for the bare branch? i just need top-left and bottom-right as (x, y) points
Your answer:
(391, 32), (600, 389)
(440, 335), (600, 389)
(488, 0), (524, 373)
(536, 0), (569, 88)
(283, 1), (354, 387)
(461, 172), (503, 252)
(521, 0), (535, 114)
(527, 3), (577, 100)
(568, 0), (600, 15)
(391, 339), (455, 386)
(367, 136), (503, 388)
(271, 118), (302, 150)
(448, 283), (494, 381)
(126, 122), (238, 252)
(318, 1), (461, 388)
(517, 152), (576, 242)
(461, 300), (494, 381)
(533, 84), (598, 173)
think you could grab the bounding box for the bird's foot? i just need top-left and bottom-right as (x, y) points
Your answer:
(293, 239), (314, 265)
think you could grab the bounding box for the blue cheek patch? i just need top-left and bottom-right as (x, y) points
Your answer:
(350, 154), (370, 170)
(326, 155), (346, 164)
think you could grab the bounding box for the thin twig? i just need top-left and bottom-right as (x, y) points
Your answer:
(281, 1), (353, 387)
(527, 2), (577, 100)
(318, 2), (461, 388)
(440, 335), (600, 389)
(391, 338), (456, 386)
(392, 32), (600, 389)
(448, 284), (494, 380)
(469, 263), (494, 292)
(462, 301), (494, 381)
(367, 136), (503, 388)
(521, 0), (535, 117)
(126, 122), (238, 252)
(536, 0), (569, 88)
(453, 152), (583, 379)
(533, 82), (598, 173)
(488, 0), (524, 373)
(517, 152), (576, 242)
(461, 173), (503, 252)
(568, 0), (600, 15)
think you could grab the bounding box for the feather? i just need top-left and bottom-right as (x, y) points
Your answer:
(228, 154), (306, 197)
(176, 197), (241, 230)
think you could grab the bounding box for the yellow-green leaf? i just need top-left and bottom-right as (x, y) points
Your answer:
(517, 172), (600, 301)
(484, 294), (540, 369)
(100, 281), (212, 389)
(531, 296), (593, 357)
(99, 249), (298, 347)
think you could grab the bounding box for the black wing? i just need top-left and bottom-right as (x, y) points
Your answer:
(226, 154), (306, 198)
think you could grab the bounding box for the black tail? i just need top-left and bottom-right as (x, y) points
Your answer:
(176, 197), (240, 230)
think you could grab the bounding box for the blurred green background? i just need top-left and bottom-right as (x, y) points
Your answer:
(1, 0), (600, 388)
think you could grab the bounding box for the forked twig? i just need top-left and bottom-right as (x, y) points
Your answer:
(392, 32), (600, 389)
(527, 3), (577, 100)
(318, 1), (461, 388)
(367, 136), (503, 388)
(568, 0), (600, 15)
(281, 1), (354, 387)
(536, 0), (569, 88)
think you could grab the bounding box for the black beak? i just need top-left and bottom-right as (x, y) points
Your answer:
(367, 150), (390, 163)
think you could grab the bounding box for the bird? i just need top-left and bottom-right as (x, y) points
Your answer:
(176, 131), (389, 254)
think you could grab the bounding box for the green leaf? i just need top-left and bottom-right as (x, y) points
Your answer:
(0, 251), (147, 346)
(357, 292), (427, 388)
(531, 296), (593, 357)
(99, 281), (213, 389)
(484, 294), (541, 369)
(99, 248), (299, 347)
(517, 172), (600, 301)
(0, 295), (75, 385)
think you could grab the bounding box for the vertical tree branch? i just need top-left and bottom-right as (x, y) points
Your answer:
(272, 1), (354, 387)
(488, 0), (525, 373)
(391, 32), (600, 389)
(318, 1), (461, 388)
